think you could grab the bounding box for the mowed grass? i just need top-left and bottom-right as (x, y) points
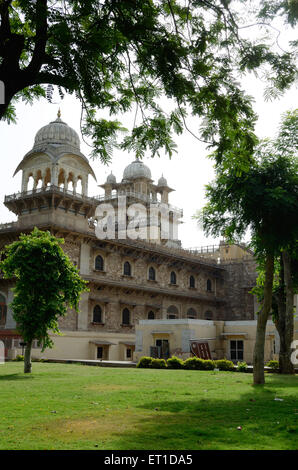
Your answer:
(0, 362), (297, 450)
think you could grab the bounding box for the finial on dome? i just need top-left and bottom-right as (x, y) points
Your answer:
(57, 108), (61, 119)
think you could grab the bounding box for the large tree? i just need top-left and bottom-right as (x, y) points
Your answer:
(201, 130), (298, 384)
(253, 237), (298, 375)
(0, 228), (88, 373)
(0, 0), (297, 164)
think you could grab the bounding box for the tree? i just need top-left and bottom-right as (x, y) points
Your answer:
(0, 227), (88, 373)
(201, 136), (298, 384)
(253, 244), (298, 374)
(0, 1), (297, 165)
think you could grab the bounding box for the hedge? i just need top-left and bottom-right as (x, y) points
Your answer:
(136, 356), (236, 370)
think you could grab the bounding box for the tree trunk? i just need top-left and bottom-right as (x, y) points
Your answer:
(24, 341), (32, 374)
(279, 250), (295, 374)
(253, 253), (274, 385)
(274, 254), (287, 373)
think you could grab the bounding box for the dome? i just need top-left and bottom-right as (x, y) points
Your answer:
(158, 174), (167, 186)
(123, 159), (152, 180)
(33, 113), (80, 150)
(106, 172), (116, 184)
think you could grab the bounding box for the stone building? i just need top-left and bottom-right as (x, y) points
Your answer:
(0, 114), (296, 363)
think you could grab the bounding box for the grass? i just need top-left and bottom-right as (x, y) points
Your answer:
(0, 362), (297, 450)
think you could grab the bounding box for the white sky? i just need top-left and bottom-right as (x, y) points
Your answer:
(0, 21), (297, 249)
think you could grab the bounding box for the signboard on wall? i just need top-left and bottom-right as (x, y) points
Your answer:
(190, 341), (211, 360)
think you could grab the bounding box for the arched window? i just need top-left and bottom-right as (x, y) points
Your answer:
(148, 311), (155, 320)
(170, 271), (177, 285)
(167, 305), (179, 319)
(95, 255), (104, 271)
(207, 279), (212, 291)
(123, 261), (131, 276)
(205, 310), (213, 320)
(122, 308), (130, 325)
(187, 308), (197, 319)
(0, 294), (6, 326)
(148, 267), (156, 281)
(93, 305), (102, 323)
(189, 275), (195, 288)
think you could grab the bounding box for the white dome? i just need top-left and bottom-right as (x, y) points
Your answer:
(158, 175), (167, 186)
(34, 116), (80, 149)
(123, 159), (151, 180)
(106, 172), (116, 184)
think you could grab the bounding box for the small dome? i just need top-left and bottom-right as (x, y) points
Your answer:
(34, 114), (80, 149)
(123, 159), (151, 180)
(158, 174), (167, 186)
(106, 172), (116, 184)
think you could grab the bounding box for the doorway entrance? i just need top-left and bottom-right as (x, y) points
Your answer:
(155, 339), (170, 360)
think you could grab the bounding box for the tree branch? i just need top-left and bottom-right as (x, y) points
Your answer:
(25, 0), (48, 75)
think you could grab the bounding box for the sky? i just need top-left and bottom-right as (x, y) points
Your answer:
(0, 22), (297, 249)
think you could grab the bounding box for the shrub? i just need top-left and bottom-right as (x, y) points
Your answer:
(151, 358), (167, 369)
(167, 356), (184, 369)
(214, 359), (235, 371)
(201, 359), (215, 370)
(184, 357), (201, 370)
(265, 360), (279, 370)
(136, 356), (153, 368)
(237, 361), (248, 372)
(13, 355), (24, 362)
(183, 357), (213, 370)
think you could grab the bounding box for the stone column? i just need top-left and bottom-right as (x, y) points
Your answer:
(79, 243), (91, 275)
(21, 172), (28, 192)
(73, 176), (78, 195)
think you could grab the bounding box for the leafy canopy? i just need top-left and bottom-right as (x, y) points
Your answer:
(201, 109), (298, 256)
(0, 227), (88, 349)
(0, 0), (297, 168)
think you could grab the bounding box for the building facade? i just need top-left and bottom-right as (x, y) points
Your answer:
(0, 114), (296, 364)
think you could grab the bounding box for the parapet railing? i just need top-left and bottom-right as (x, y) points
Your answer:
(94, 190), (183, 216)
(4, 186), (183, 216)
(4, 185), (99, 205)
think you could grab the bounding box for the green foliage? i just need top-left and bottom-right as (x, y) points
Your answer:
(214, 359), (235, 371)
(0, 1), (297, 167)
(183, 357), (212, 370)
(237, 361), (248, 372)
(136, 356), (153, 368)
(167, 356), (184, 369)
(201, 359), (215, 370)
(0, 228), (88, 351)
(138, 355), (215, 370)
(183, 357), (201, 370)
(13, 355), (24, 362)
(150, 358), (167, 369)
(265, 360), (279, 370)
(201, 110), (298, 257)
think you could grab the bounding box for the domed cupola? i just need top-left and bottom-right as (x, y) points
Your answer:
(33, 110), (80, 150)
(122, 159), (152, 181)
(13, 110), (96, 197)
(157, 174), (167, 187)
(106, 172), (116, 184)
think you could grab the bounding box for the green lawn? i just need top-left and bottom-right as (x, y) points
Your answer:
(0, 362), (297, 450)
